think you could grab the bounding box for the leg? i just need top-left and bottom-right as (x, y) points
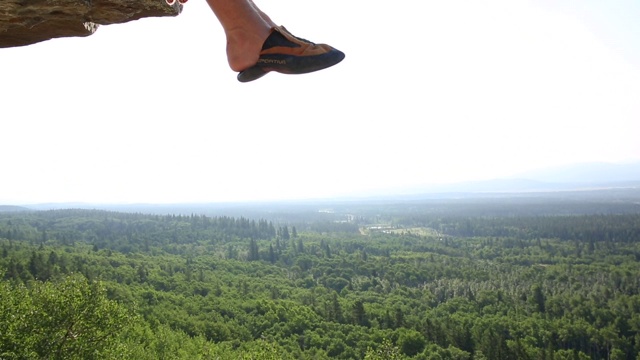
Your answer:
(205, 0), (275, 72)
(206, 0), (345, 82)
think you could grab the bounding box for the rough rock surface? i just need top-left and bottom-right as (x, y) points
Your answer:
(0, 0), (182, 48)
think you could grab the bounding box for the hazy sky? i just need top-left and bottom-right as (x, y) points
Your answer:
(2, 0), (640, 204)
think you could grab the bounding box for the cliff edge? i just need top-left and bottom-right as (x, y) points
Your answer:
(0, 0), (182, 48)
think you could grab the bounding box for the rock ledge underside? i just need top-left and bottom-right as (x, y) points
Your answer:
(0, 0), (181, 48)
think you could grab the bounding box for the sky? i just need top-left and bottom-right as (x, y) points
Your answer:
(2, 0), (640, 204)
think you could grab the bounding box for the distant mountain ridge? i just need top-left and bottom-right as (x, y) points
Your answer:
(358, 162), (640, 198)
(513, 161), (640, 184)
(4, 162), (640, 210)
(0, 205), (31, 212)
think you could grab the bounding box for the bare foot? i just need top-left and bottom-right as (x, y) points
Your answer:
(225, 28), (271, 72)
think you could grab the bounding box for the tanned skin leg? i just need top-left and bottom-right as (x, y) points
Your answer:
(205, 0), (276, 72)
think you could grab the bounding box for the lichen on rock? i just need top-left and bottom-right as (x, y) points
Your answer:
(0, 0), (182, 48)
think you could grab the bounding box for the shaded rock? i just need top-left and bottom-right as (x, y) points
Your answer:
(0, 0), (182, 48)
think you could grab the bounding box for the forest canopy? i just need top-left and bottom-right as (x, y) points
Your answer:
(1, 196), (640, 359)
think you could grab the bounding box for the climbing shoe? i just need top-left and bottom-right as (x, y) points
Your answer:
(237, 26), (345, 83)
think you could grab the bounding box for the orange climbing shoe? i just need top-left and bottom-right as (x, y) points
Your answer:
(237, 26), (345, 83)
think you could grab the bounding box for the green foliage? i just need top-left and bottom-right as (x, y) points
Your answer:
(364, 339), (404, 360)
(0, 275), (133, 359)
(1, 207), (640, 359)
(397, 328), (426, 356)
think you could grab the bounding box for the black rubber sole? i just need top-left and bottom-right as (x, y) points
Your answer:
(237, 49), (345, 83)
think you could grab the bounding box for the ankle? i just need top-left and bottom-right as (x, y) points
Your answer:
(225, 27), (271, 72)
